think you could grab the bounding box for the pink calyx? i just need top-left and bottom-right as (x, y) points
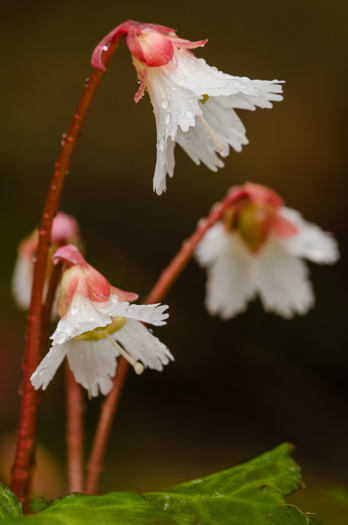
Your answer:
(91, 19), (207, 71)
(53, 245), (139, 318)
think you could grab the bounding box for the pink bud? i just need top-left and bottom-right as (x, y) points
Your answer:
(51, 212), (80, 245)
(126, 26), (174, 67)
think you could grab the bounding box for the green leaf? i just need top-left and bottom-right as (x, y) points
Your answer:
(0, 482), (23, 519)
(264, 504), (323, 524)
(0, 492), (195, 524)
(0, 443), (316, 524)
(146, 443), (302, 524)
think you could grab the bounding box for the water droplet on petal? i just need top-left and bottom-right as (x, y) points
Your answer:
(161, 99), (169, 109)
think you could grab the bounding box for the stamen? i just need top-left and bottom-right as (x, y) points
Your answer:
(197, 115), (225, 153)
(106, 334), (144, 375)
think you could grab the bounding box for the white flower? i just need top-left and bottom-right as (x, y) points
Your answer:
(195, 184), (339, 319)
(146, 51), (283, 194)
(12, 212), (81, 311)
(30, 245), (172, 397)
(93, 21), (283, 193)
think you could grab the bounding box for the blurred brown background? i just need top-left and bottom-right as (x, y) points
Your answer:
(0, 1), (347, 523)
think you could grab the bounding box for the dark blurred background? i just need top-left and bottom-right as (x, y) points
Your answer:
(0, 1), (347, 523)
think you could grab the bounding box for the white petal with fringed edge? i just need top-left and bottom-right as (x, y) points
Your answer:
(254, 236), (314, 318)
(114, 319), (173, 371)
(279, 207), (340, 264)
(195, 223), (317, 319)
(146, 49), (283, 194)
(197, 228), (257, 319)
(102, 297), (169, 326)
(30, 344), (68, 390)
(66, 338), (119, 397)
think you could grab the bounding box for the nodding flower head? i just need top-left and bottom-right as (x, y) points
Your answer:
(31, 245), (172, 397)
(92, 21), (283, 195)
(195, 183), (339, 319)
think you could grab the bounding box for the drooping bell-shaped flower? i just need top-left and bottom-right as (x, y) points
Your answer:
(195, 183), (339, 319)
(12, 212), (81, 311)
(92, 21), (283, 195)
(31, 245), (172, 397)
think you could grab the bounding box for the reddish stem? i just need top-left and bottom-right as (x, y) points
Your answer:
(40, 261), (63, 353)
(11, 34), (125, 511)
(85, 187), (246, 494)
(84, 357), (129, 495)
(66, 365), (85, 493)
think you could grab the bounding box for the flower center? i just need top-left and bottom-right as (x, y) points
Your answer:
(74, 317), (144, 375)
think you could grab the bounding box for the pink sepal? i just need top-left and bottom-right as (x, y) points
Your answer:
(244, 183), (283, 208)
(126, 27), (174, 67)
(53, 244), (87, 268)
(91, 20), (207, 71)
(168, 37), (208, 51)
(273, 213), (299, 238)
(134, 69), (148, 103)
(110, 285), (139, 303)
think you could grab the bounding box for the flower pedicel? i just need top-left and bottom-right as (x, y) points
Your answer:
(92, 21), (284, 194)
(195, 183), (339, 319)
(31, 245), (172, 397)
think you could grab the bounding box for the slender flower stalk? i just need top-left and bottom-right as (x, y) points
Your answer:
(84, 357), (129, 495)
(11, 32), (126, 511)
(85, 186), (247, 494)
(66, 365), (85, 493)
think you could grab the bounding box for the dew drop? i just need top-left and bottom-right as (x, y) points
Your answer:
(85, 77), (90, 87)
(61, 133), (67, 146)
(165, 113), (172, 125)
(161, 99), (169, 109)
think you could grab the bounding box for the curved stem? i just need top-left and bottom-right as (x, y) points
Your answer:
(11, 34), (124, 512)
(84, 357), (129, 495)
(66, 366), (85, 493)
(85, 187), (245, 494)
